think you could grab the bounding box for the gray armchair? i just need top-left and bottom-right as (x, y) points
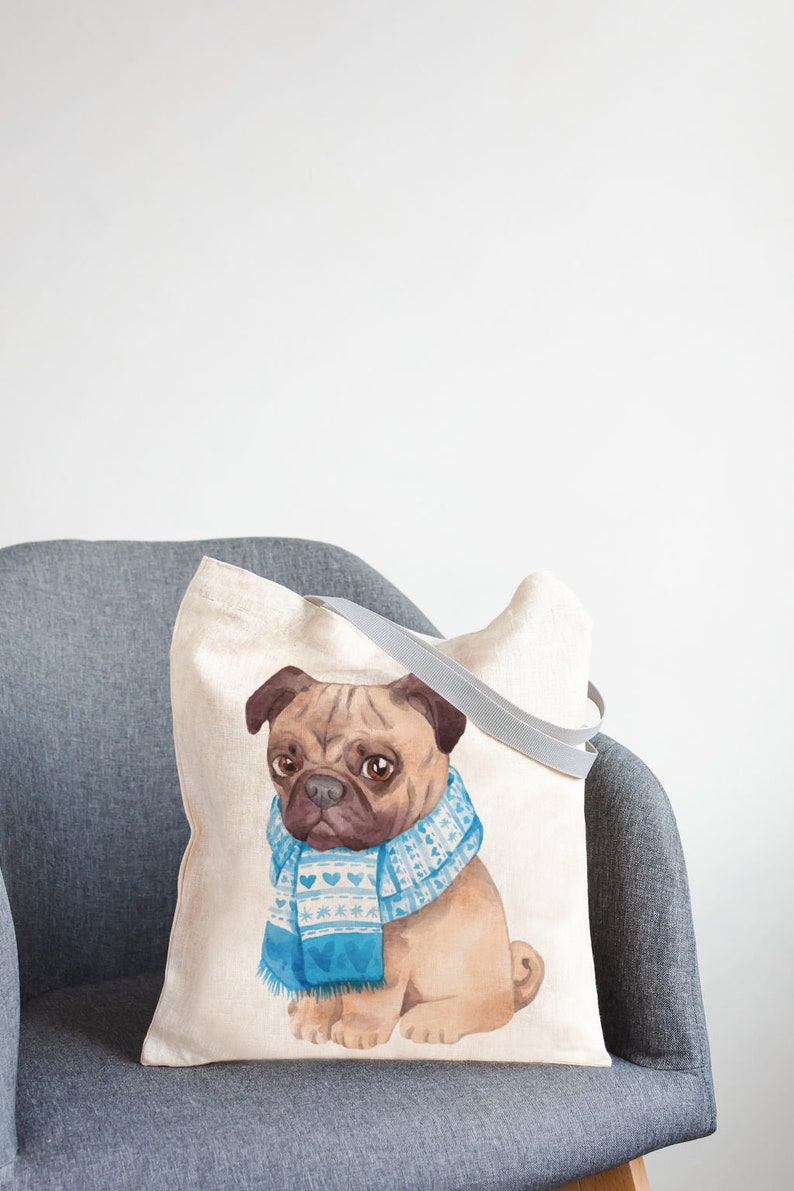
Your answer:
(0, 537), (715, 1190)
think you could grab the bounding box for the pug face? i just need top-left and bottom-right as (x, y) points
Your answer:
(246, 667), (466, 852)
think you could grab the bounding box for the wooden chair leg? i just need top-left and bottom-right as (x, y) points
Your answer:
(555, 1156), (650, 1191)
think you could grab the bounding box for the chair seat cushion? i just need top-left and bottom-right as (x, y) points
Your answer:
(12, 974), (713, 1191)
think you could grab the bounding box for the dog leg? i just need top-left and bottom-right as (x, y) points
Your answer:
(288, 993), (342, 1044)
(400, 990), (514, 1045)
(330, 980), (406, 1050)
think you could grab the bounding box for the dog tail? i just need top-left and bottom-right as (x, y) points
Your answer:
(510, 941), (545, 1011)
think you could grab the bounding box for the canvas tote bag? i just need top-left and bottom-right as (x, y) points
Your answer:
(142, 556), (610, 1066)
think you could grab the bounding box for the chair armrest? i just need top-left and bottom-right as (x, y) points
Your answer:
(0, 866), (19, 1172)
(585, 734), (714, 1095)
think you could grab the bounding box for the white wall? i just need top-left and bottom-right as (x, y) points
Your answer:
(2, 2), (792, 1186)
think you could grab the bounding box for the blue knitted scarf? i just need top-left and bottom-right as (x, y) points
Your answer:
(258, 763), (483, 999)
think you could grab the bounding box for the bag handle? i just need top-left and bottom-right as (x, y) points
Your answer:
(306, 595), (605, 780)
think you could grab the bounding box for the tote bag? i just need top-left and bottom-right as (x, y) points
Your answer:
(142, 556), (609, 1066)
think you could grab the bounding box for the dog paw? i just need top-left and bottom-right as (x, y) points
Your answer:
(287, 996), (340, 1044)
(330, 1015), (396, 1050)
(399, 1006), (463, 1045)
(289, 1018), (334, 1044)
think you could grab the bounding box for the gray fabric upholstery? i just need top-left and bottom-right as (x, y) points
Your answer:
(0, 536), (716, 1188)
(585, 734), (713, 1076)
(0, 870), (18, 1177)
(13, 974), (714, 1191)
(0, 537), (438, 1005)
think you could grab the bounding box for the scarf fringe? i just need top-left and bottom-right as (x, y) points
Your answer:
(257, 960), (388, 1001)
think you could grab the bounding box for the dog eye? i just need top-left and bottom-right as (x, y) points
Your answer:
(360, 756), (394, 782)
(271, 755), (299, 777)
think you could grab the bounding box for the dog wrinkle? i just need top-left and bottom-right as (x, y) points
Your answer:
(305, 717), (342, 752)
(362, 689), (391, 728)
(312, 686), (345, 750)
(353, 713), (384, 731)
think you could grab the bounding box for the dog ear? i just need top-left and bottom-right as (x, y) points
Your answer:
(246, 666), (316, 735)
(387, 673), (466, 755)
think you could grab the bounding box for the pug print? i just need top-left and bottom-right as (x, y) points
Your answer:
(246, 666), (544, 1050)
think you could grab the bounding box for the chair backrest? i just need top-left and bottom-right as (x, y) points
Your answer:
(0, 537), (439, 1003)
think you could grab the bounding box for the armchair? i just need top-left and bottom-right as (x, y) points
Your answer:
(0, 537), (715, 1189)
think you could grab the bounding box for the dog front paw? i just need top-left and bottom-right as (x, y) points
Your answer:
(288, 995), (341, 1044)
(330, 1014), (396, 1050)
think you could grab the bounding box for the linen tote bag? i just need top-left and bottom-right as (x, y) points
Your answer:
(142, 556), (610, 1067)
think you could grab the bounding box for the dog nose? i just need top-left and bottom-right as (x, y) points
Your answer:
(305, 774), (345, 810)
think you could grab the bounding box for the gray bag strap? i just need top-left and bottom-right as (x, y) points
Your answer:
(307, 595), (605, 780)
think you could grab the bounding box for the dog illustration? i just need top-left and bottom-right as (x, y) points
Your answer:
(246, 665), (544, 1049)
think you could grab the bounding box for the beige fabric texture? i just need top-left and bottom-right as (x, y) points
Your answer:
(141, 557), (610, 1067)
